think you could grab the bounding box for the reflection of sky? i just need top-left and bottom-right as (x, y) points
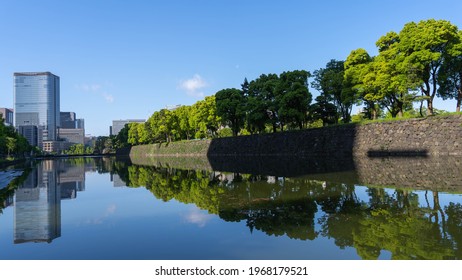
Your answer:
(2, 163), (462, 260)
(183, 207), (213, 228)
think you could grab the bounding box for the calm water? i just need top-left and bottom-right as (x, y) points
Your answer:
(1, 156), (462, 260)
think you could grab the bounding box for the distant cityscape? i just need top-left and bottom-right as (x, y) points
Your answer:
(0, 72), (146, 153)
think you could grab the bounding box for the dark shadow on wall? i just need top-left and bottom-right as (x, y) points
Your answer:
(207, 155), (356, 178)
(367, 149), (429, 158)
(206, 125), (358, 177)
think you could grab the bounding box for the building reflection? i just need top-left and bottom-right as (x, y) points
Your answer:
(58, 160), (86, 199)
(14, 160), (61, 244)
(13, 159), (89, 244)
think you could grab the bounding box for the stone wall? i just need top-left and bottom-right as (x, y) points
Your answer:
(352, 115), (462, 156)
(206, 115), (462, 157)
(130, 115), (462, 158)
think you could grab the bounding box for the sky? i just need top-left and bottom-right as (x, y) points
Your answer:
(1, 0), (462, 136)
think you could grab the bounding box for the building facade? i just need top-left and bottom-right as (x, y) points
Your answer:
(111, 119), (145, 136)
(58, 128), (85, 145)
(14, 72), (60, 148)
(17, 125), (39, 147)
(60, 112), (85, 130)
(0, 108), (14, 126)
(60, 112), (76, 129)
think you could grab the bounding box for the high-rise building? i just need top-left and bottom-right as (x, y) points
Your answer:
(59, 128), (85, 145)
(60, 112), (85, 129)
(0, 108), (14, 126)
(17, 125), (39, 147)
(59, 111), (85, 146)
(14, 72), (60, 148)
(111, 119), (145, 136)
(60, 112), (76, 129)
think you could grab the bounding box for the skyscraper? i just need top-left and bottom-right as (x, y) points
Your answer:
(111, 119), (145, 136)
(13, 72), (60, 148)
(0, 108), (14, 126)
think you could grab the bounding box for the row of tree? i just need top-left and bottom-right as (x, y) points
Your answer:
(342, 19), (462, 120)
(114, 95), (221, 147)
(62, 144), (94, 155)
(114, 19), (461, 146)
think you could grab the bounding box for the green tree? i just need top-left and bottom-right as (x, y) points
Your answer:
(6, 137), (16, 157)
(374, 31), (416, 118)
(174, 105), (194, 140)
(277, 70), (312, 130)
(215, 88), (246, 136)
(309, 95), (338, 126)
(398, 19), (460, 115)
(248, 74), (280, 133)
(438, 31), (462, 112)
(344, 48), (376, 120)
(147, 109), (179, 142)
(127, 123), (140, 145)
(115, 124), (130, 147)
(312, 59), (345, 123)
(189, 96), (220, 139)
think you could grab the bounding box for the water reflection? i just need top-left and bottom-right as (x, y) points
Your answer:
(14, 160), (61, 244)
(1, 156), (462, 259)
(117, 161), (462, 260)
(1, 158), (98, 244)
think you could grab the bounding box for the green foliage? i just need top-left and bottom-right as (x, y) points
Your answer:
(215, 88), (246, 136)
(277, 70), (312, 130)
(217, 127), (233, 138)
(63, 144), (86, 155)
(438, 30), (462, 112)
(0, 119), (32, 159)
(344, 48), (375, 120)
(94, 136), (114, 154)
(399, 19), (460, 115)
(312, 59), (344, 123)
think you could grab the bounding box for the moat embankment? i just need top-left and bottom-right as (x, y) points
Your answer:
(128, 115), (462, 190)
(130, 115), (462, 158)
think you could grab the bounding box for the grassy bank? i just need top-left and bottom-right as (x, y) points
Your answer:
(129, 140), (211, 158)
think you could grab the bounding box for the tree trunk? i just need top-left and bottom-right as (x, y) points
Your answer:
(457, 88), (462, 112)
(427, 99), (434, 116)
(372, 105), (378, 120)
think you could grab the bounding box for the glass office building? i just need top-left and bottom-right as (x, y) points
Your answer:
(13, 72), (60, 147)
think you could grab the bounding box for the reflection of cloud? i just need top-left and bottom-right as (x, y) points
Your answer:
(106, 204), (117, 215)
(85, 204), (117, 225)
(184, 208), (212, 228)
(178, 74), (207, 98)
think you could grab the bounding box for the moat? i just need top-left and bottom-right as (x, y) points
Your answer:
(1, 156), (462, 260)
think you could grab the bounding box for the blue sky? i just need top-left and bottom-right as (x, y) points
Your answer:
(1, 0), (462, 136)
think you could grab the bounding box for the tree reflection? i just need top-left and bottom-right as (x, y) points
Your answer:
(112, 163), (462, 259)
(0, 168), (30, 215)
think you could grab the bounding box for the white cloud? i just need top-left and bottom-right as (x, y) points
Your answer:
(178, 74), (208, 98)
(76, 83), (114, 103)
(76, 83), (102, 92)
(103, 92), (114, 103)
